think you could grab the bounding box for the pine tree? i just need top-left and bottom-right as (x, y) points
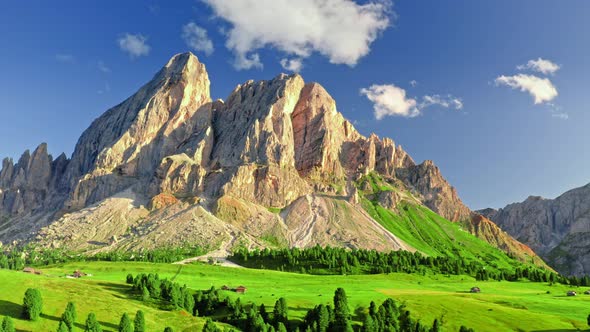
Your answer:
(119, 313), (133, 332)
(163, 328), (174, 332)
(134, 310), (145, 332)
(276, 322), (287, 332)
(332, 288), (353, 332)
(61, 302), (76, 332)
(22, 288), (43, 321)
(430, 318), (440, 332)
(57, 321), (69, 332)
(317, 304), (330, 332)
(141, 286), (150, 302)
(202, 318), (220, 332)
(85, 313), (102, 332)
(361, 314), (375, 332)
(587, 313), (590, 327)
(126, 274), (134, 284)
(66, 302), (77, 323)
(1, 316), (15, 332)
(273, 298), (288, 327)
(260, 303), (269, 323)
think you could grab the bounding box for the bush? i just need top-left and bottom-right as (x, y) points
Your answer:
(22, 288), (43, 321)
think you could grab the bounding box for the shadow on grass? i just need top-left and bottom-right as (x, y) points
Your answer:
(96, 282), (134, 299)
(98, 320), (119, 330)
(0, 299), (22, 318)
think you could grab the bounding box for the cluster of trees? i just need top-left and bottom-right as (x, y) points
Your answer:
(129, 273), (195, 312)
(0, 246), (205, 272)
(126, 272), (479, 332)
(230, 246), (579, 285)
(18, 288), (174, 332)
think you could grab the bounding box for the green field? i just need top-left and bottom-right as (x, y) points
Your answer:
(0, 261), (588, 331)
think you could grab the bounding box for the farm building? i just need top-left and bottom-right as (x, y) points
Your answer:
(584, 290), (590, 295)
(23, 267), (42, 275)
(470, 287), (481, 293)
(235, 286), (247, 294)
(567, 291), (577, 296)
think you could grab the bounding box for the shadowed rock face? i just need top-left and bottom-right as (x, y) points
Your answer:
(480, 184), (590, 276)
(0, 52), (537, 264)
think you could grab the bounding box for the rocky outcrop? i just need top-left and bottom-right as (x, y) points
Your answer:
(0, 143), (68, 217)
(480, 184), (590, 276)
(396, 160), (471, 222)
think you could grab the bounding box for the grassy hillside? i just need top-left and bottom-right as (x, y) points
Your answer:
(0, 261), (588, 331)
(358, 173), (540, 272)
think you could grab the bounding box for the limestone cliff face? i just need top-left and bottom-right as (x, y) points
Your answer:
(396, 160), (470, 222)
(0, 52), (538, 265)
(0, 143), (68, 217)
(63, 52), (211, 210)
(480, 184), (590, 276)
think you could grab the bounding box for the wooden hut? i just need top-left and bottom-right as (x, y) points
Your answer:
(470, 287), (481, 293)
(235, 286), (247, 294)
(567, 291), (577, 296)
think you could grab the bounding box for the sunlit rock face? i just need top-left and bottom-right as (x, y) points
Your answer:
(0, 52), (532, 263)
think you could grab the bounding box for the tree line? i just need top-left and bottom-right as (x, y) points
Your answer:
(0, 245), (205, 271)
(229, 246), (588, 285)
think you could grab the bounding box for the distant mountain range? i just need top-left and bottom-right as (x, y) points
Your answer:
(0, 53), (547, 270)
(480, 183), (590, 276)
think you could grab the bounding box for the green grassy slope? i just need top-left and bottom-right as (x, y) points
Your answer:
(1, 262), (587, 332)
(358, 174), (535, 272)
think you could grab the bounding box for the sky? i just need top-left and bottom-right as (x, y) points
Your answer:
(0, 0), (589, 210)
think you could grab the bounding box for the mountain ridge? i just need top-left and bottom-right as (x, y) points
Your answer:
(0, 52), (545, 269)
(480, 182), (590, 276)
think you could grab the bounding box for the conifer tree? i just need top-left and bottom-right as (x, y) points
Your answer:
(134, 310), (145, 332)
(85, 313), (102, 332)
(332, 288), (352, 332)
(22, 288), (43, 321)
(118, 313), (133, 332)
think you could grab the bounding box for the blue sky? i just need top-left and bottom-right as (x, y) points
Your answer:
(0, 0), (588, 209)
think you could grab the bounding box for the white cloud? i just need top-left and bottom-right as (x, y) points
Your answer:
(495, 74), (558, 104)
(235, 53), (263, 70)
(182, 22), (214, 56)
(97, 60), (111, 73)
(409, 80), (418, 87)
(517, 58), (560, 75)
(55, 54), (75, 63)
(551, 112), (569, 120)
(420, 94), (463, 110)
(361, 84), (465, 119)
(117, 33), (151, 58)
(280, 58), (303, 72)
(97, 82), (111, 95)
(203, 0), (391, 70)
(360, 84), (419, 119)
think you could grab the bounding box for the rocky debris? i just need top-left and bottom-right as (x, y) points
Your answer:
(480, 183), (590, 276)
(148, 193), (180, 210)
